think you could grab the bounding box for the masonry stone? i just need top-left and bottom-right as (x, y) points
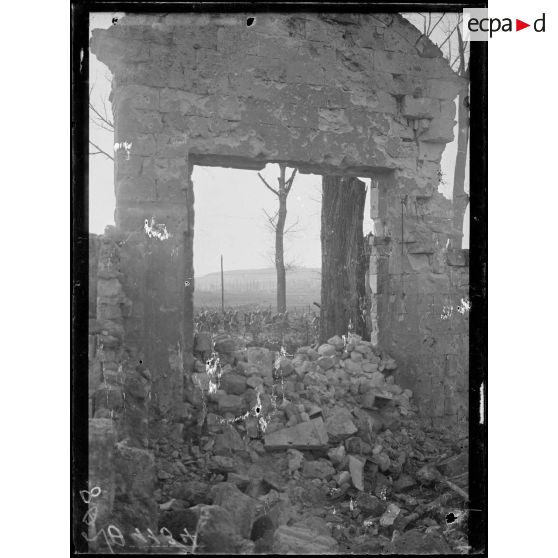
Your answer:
(91, 12), (467, 437)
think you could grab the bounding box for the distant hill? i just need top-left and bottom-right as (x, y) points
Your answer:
(194, 266), (321, 310)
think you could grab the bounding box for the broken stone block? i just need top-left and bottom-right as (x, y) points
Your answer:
(246, 375), (263, 389)
(336, 470), (351, 486)
(263, 470), (286, 492)
(371, 452), (391, 472)
(386, 529), (451, 554)
(113, 441), (157, 532)
(379, 405), (401, 430)
(171, 480), (210, 505)
(426, 78), (461, 100)
(227, 472), (251, 491)
(402, 95), (440, 119)
(158, 469), (172, 481)
(447, 248), (469, 266)
(327, 335), (345, 350)
(379, 503), (401, 527)
(355, 493), (386, 517)
(317, 343), (337, 357)
(344, 360), (363, 374)
(419, 117), (455, 143)
(97, 278), (123, 298)
(245, 417), (259, 438)
(192, 371), (210, 391)
(194, 331), (212, 353)
(350, 351), (363, 362)
(354, 343), (371, 355)
(382, 357), (398, 371)
(348, 455), (365, 491)
(247, 347), (273, 372)
(437, 452), (468, 478)
(344, 436), (366, 455)
(393, 474), (417, 492)
(306, 348), (319, 361)
(416, 464), (441, 486)
(362, 362), (378, 373)
(210, 482), (256, 538)
(220, 373), (247, 395)
(186, 504), (247, 553)
(317, 356), (335, 370)
(384, 383), (403, 395)
(251, 515), (275, 551)
(94, 385), (124, 412)
(88, 419), (116, 530)
(214, 425), (245, 456)
(369, 371), (386, 388)
(278, 357), (294, 375)
(272, 525), (339, 554)
(287, 449), (305, 474)
(361, 392), (376, 410)
(217, 393), (244, 413)
(292, 515), (333, 538)
(213, 335), (235, 354)
(208, 455), (236, 473)
(302, 459), (336, 480)
(327, 444), (346, 466)
(264, 417), (329, 450)
(286, 415), (298, 427)
(325, 407), (358, 442)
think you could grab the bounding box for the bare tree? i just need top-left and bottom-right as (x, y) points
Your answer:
(404, 12), (470, 247)
(257, 164), (298, 313)
(89, 84), (114, 160)
(320, 176), (368, 342)
(450, 21), (469, 247)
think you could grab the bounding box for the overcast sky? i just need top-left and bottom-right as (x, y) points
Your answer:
(89, 12), (469, 276)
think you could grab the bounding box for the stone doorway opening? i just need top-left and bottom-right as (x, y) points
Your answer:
(190, 160), (322, 353)
(188, 156), (387, 353)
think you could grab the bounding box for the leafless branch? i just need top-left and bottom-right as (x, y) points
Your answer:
(89, 101), (114, 130)
(416, 13), (427, 34)
(426, 13), (445, 38)
(91, 118), (115, 133)
(285, 167), (298, 194)
(89, 140), (114, 161)
(257, 172), (279, 196)
(284, 217), (302, 236)
(438, 17), (461, 51)
(456, 21), (466, 77)
(262, 208), (278, 231)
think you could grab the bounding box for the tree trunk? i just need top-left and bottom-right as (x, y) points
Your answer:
(276, 192), (287, 313)
(452, 29), (469, 248)
(452, 91), (469, 247)
(320, 176), (368, 343)
(258, 163), (296, 314)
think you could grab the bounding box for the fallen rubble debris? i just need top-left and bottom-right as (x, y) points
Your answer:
(124, 332), (469, 554)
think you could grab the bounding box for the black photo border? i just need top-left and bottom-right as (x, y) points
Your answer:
(71, 1), (487, 554)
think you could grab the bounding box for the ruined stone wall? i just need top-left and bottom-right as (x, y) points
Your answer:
(366, 177), (469, 429)
(89, 234), (100, 318)
(91, 12), (466, 426)
(88, 231), (158, 547)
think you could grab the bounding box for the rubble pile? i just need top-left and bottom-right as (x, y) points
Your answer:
(145, 334), (469, 554)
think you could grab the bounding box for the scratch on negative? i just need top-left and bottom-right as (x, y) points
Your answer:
(144, 218), (170, 241)
(479, 381), (485, 424)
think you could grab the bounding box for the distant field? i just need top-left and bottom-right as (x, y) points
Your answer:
(194, 266), (321, 311)
(194, 290), (320, 311)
